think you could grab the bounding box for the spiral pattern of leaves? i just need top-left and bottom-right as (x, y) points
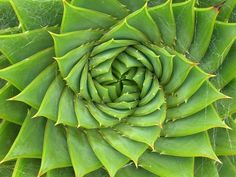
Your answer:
(0, 0), (236, 177)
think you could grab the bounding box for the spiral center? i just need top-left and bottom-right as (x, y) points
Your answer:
(87, 43), (160, 107)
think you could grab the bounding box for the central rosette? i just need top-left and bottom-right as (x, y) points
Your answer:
(64, 39), (165, 127)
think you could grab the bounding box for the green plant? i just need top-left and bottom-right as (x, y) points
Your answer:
(0, 0), (236, 176)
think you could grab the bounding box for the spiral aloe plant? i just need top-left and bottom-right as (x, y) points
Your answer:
(0, 0), (236, 176)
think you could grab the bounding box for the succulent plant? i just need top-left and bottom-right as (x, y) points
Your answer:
(0, 0), (236, 177)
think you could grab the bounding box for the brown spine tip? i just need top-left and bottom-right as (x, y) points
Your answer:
(213, 1), (226, 12)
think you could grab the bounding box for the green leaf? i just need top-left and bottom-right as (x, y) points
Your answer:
(211, 43), (236, 89)
(148, 0), (176, 46)
(56, 43), (93, 77)
(57, 87), (78, 127)
(51, 29), (102, 57)
(217, 0), (236, 21)
(194, 158), (219, 177)
(71, 0), (129, 19)
(0, 47), (54, 90)
(97, 103), (134, 120)
(125, 47), (153, 71)
(0, 27), (58, 63)
(12, 63), (57, 109)
(133, 90), (165, 116)
(61, 1), (116, 33)
(2, 110), (46, 162)
(64, 55), (87, 93)
(139, 152), (194, 177)
(90, 47), (126, 69)
(87, 101), (119, 127)
(115, 123), (161, 147)
(211, 118), (236, 156)
(39, 120), (71, 175)
(10, 0), (63, 31)
(163, 106), (228, 137)
(67, 128), (102, 177)
(86, 130), (129, 177)
(74, 97), (99, 129)
(215, 78), (236, 117)
(46, 168), (75, 177)
(12, 159), (41, 177)
(164, 53), (194, 94)
(188, 7), (218, 61)
(0, 1), (18, 29)
(0, 84), (28, 125)
(85, 169), (109, 177)
(173, 0), (195, 53)
(218, 156), (236, 177)
(101, 128), (148, 165)
(134, 45), (162, 77)
(118, 0), (147, 12)
(126, 5), (161, 44)
(100, 20), (149, 42)
(200, 22), (236, 73)
(127, 104), (166, 127)
(149, 44), (174, 84)
(155, 132), (219, 161)
(116, 164), (158, 177)
(91, 39), (137, 56)
(0, 161), (15, 177)
(0, 121), (20, 161)
(167, 81), (227, 120)
(35, 76), (65, 121)
(167, 67), (210, 107)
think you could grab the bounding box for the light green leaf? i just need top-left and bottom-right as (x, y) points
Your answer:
(173, 0), (195, 53)
(167, 81), (227, 120)
(101, 128), (148, 165)
(127, 104), (166, 127)
(163, 106), (228, 137)
(189, 7), (218, 61)
(12, 63), (57, 109)
(155, 132), (219, 161)
(57, 87), (78, 127)
(51, 29), (102, 57)
(0, 121), (20, 161)
(87, 101), (119, 127)
(61, 1), (116, 33)
(67, 128), (102, 177)
(2, 110), (46, 162)
(71, 0), (129, 19)
(194, 158), (219, 177)
(139, 152), (194, 177)
(126, 5), (161, 44)
(86, 130), (129, 177)
(10, 0), (63, 31)
(115, 164), (158, 177)
(0, 47), (54, 90)
(0, 84), (28, 125)
(200, 22), (236, 73)
(55, 43), (93, 78)
(100, 20), (148, 42)
(39, 120), (71, 175)
(115, 123), (161, 147)
(74, 97), (99, 129)
(211, 118), (236, 156)
(0, 27), (58, 63)
(218, 156), (236, 177)
(12, 159), (41, 177)
(35, 76), (65, 121)
(167, 67), (210, 107)
(148, 0), (176, 46)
